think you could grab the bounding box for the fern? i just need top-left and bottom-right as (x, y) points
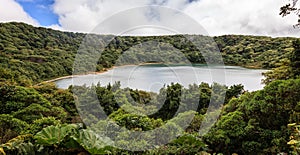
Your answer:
(0, 134), (35, 155)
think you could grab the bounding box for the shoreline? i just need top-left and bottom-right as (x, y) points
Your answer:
(36, 62), (164, 85)
(37, 62), (268, 86)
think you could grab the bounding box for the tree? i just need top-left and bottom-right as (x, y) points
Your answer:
(204, 78), (300, 154)
(0, 114), (29, 144)
(262, 58), (292, 84)
(290, 39), (300, 77)
(262, 39), (300, 84)
(280, 0), (300, 27)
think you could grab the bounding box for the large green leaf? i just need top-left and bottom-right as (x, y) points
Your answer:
(34, 124), (78, 146)
(71, 129), (113, 155)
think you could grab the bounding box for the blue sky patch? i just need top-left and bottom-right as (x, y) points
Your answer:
(16, 0), (59, 26)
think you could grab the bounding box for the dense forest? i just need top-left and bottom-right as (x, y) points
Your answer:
(0, 22), (297, 85)
(0, 22), (300, 154)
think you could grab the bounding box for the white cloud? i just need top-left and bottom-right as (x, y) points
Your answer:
(46, 0), (300, 36)
(0, 0), (298, 36)
(52, 0), (150, 33)
(183, 0), (300, 37)
(52, 0), (209, 35)
(0, 0), (39, 25)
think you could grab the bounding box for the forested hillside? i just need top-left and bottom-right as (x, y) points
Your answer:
(0, 22), (300, 154)
(0, 22), (297, 85)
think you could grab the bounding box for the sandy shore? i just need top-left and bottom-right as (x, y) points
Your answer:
(37, 62), (163, 85)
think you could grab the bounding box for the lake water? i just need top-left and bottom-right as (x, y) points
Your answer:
(55, 64), (268, 92)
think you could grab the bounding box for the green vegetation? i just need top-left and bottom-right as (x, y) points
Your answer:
(0, 22), (300, 154)
(262, 39), (300, 84)
(0, 80), (242, 154)
(0, 22), (297, 85)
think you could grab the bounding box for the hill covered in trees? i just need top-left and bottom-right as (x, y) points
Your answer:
(0, 22), (297, 85)
(0, 22), (300, 154)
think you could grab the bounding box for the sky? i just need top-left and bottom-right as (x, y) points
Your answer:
(0, 0), (299, 37)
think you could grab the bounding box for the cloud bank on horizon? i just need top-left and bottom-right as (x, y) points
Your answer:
(0, 0), (299, 37)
